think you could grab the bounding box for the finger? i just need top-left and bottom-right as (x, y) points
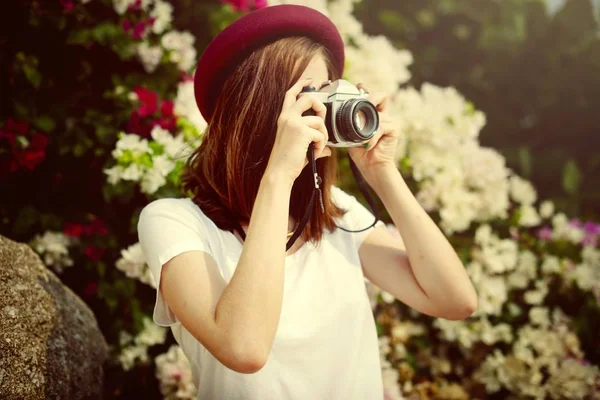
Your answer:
(290, 93), (327, 119)
(301, 115), (329, 156)
(282, 77), (314, 111)
(317, 147), (333, 159)
(301, 125), (327, 157)
(365, 126), (385, 151)
(357, 83), (389, 112)
(369, 93), (389, 112)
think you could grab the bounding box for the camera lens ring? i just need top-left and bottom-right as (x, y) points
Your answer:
(335, 99), (379, 143)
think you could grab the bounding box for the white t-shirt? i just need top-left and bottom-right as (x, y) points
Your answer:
(137, 186), (386, 400)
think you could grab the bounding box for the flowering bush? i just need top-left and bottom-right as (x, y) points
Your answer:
(2, 0), (598, 398)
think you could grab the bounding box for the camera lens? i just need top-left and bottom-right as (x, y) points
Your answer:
(354, 110), (367, 130)
(336, 99), (379, 143)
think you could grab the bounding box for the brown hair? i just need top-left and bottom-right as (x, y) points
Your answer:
(182, 36), (345, 244)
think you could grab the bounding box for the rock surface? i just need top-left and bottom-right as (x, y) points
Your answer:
(0, 235), (108, 399)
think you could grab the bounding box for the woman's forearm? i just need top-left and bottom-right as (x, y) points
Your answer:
(214, 169), (292, 366)
(369, 166), (478, 316)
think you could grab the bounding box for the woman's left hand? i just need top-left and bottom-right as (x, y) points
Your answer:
(347, 83), (400, 182)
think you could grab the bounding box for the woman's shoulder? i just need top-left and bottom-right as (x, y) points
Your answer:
(330, 185), (357, 210)
(139, 197), (211, 226)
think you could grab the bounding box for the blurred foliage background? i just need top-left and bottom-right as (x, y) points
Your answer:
(353, 0), (600, 219)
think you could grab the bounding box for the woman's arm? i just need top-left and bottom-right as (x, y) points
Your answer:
(359, 166), (478, 320)
(160, 77), (330, 374)
(161, 171), (292, 374)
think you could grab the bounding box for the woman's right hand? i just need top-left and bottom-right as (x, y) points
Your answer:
(265, 77), (332, 185)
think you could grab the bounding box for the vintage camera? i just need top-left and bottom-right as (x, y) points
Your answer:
(299, 79), (380, 147)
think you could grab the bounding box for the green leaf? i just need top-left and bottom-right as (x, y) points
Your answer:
(23, 65), (41, 89)
(92, 23), (121, 44)
(34, 116), (56, 132)
(148, 141), (164, 155)
(67, 28), (93, 45)
(562, 160), (581, 195)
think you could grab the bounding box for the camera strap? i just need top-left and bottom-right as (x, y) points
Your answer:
(232, 143), (382, 251)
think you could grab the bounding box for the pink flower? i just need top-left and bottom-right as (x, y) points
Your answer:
(221, 0), (267, 11)
(133, 87), (158, 117)
(2, 122), (49, 173)
(536, 226), (553, 241)
(84, 245), (106, 261)
(60, 0), (74, 11)
(122, 19), (152, 40)
(64, 223), (85, 238)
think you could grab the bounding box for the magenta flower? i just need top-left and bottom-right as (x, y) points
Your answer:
(221, 0), (268, 12)
(536, 226), (553, 241)
(60, 0), (74, 11)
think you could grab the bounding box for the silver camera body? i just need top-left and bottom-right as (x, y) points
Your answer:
(299, 79), (380, 148)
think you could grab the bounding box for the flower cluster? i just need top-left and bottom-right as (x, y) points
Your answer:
(155, 345), (197, 400)
(104, 126), (190, 194)
(110, 0), (195, 73)
(127, 86), (177, 136)
(221, 0), (268, 12)
(0, 119), (49, 178)
(390, 84), (512, 233)
(118, 317), (168, 371)
(30, 231), (75, 274)
(475, 309), (599, 398)
(116, 242), (155, 287)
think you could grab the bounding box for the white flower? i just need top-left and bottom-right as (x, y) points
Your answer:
(141, 165), (167, 194)
(477, 275), (508, 316)
(328, 0), (364, 42)
(529, 307), (550, 329)
(475, 224), (493, 245)
(474, 350), (505, 393)
(112, 133), (150, 159)
(116, 243), (155, 287)
(551, 213), (586, 244)
(121, 163), (144, 181)
(345, 35), (412, 93)
(541, 255), (561, 275)
(434, 319), (479, 349)
(119, 317), (167, 371)
(151, 0), (173, 34)
(462, 144), (509, 190)
(151, 126), (190, 159)
(570, 264), (595, 291)
(30, 231), (75, 273)
(539, 200), (555, 218)
(135, 317), (168, 347)
(509, 175), (537, 205)
(479, 318), (513, 345)
(112, 0), (137, 15)
(104, 165), (124, 185)
(475, 234), (518, 274)
(137, 42), (163, 73)
(155, 345), (197, 400)
(518, 204), (541, 227)
(161, 31), (197, 72)
(524, 280), (549, 305)
(174, 81), (208, 134)
(546, 358), (599, 399)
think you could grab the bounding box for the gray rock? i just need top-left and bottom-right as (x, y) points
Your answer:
(0, 235), (109, 399)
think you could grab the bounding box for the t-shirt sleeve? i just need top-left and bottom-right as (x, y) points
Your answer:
(331, 186), (386, 250)
(137, 198), (214, 327)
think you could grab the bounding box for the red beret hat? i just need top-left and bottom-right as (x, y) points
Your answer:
(193, 4), (345, 122)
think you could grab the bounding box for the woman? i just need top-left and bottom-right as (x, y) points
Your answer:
(137, 4), (478, 399)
